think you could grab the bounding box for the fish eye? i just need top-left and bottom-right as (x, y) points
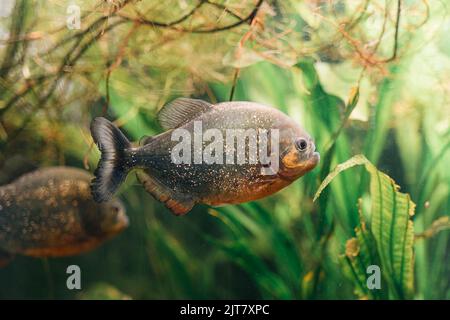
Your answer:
(296, 138), (308, 151)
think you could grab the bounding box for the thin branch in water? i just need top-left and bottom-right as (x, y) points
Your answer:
(120, 0), (264, 34)
(229, 68), (240, 101)
(205, 0), (245, 21)
(188, 0), (264, 33)
(117, 0), (205, 27)
(104, 70), (112, 115)
(104, 22), (140, 114)
(381, 0), (401, 62)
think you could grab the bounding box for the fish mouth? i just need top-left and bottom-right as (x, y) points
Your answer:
(308, 141), (320, 165)
(305, 151), (320, 169)
(311, 151), (320, 163)
(118, 212), (130, 231)
(108, 213), (129, 234)
(120, 213), (130, 228)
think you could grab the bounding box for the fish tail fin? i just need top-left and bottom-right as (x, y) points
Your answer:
(90, 117), (132, 202)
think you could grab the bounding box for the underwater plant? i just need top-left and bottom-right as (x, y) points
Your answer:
(0, 0), (448, 300)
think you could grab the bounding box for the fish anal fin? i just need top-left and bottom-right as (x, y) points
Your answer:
(136, 170), (195, 216)
(157, 98), (213, 130)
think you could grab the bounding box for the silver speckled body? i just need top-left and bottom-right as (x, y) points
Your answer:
(0, 167), (128, 258)
(132, 102), (319, 206)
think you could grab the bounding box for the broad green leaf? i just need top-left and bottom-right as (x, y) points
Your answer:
(315, 154), (415, 299)
(340, 224), (384, 299)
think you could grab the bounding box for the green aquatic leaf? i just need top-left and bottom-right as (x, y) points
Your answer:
(78, 283), (131, 300)
(340, 223), (384, 299)
(313, 154), (368, 202)
(315, 154), (415, 299)
(370, 164), (415, 299)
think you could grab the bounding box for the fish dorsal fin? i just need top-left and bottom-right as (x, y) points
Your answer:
(157, 98), (213, 130)
(135, 170), (195, 216)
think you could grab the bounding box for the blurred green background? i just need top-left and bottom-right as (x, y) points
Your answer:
(0, 0), (448, 299)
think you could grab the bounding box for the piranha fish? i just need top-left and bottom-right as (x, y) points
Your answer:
(0, 167), (128, 267)
(90, 98), (320, 215)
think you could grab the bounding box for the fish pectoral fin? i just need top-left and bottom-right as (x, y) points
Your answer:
(136, 170), (195, 216)
(0, 250), (14, 268)
(157, 98), (213, 130)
